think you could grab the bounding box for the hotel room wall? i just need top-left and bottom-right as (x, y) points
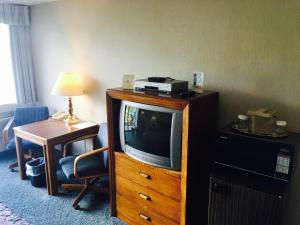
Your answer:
(30, 0), (300, 132)
(30, 0), (300, 224)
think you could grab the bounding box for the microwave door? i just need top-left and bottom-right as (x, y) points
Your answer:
(216, 136), (278, 177)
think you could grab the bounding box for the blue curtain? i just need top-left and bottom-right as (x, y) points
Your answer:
(0, 4), (37, 104)
(0, 4), (30, 25)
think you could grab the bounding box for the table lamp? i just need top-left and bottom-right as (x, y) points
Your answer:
(51, 72), (83, 124)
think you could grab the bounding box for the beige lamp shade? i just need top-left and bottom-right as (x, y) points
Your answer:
(51, 72), (84, 96)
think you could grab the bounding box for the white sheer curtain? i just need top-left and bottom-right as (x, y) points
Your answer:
(0, 4), (37, 105)
(0, 24), (16, 105)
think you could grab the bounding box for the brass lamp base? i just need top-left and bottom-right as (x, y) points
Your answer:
(66, 115), (78, 125)
(65, 96), (78, 125)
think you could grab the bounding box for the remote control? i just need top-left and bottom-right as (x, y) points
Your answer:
(179, 90), (196, 98)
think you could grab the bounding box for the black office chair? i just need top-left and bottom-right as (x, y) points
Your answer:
(59, 123), (109, 209)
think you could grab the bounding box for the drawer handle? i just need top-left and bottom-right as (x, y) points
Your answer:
(139, 171), (151, 179)
(139, 193), (151, 201)
(139, 213), (151, 221)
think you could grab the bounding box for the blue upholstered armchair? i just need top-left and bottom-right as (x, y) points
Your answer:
(59, 122), (109, 209)
(2, 106), (49, 171)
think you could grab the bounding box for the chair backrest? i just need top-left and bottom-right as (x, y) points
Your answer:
(14, 106), (49, 127)
(98, 122), (108, 169)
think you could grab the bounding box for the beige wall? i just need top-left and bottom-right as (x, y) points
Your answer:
(30, 0), (300, 224)
(30, 0), (300, 132)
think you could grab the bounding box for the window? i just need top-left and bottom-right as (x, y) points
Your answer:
(0, 24), (16, 105)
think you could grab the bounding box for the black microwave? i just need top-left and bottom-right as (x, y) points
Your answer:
(215, 125), (298, 182)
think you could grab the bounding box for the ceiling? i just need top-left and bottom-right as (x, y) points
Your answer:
(0, 0), (58, 5)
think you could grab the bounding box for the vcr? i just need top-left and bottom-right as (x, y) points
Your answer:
(215, 124), (299, 182)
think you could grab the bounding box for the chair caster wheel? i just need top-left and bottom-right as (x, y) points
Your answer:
(74, 205), (80, 210)
(10, 168), (15, 172)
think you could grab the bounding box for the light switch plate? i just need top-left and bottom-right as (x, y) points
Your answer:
(122, 74), (135, 89)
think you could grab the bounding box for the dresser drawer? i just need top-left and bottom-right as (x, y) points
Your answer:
(116, 175), (180, 223)
(116, 194), (179, 225)
(115, 152), (181, 201)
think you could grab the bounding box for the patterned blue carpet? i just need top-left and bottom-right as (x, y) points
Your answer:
(0, 151), (126, 225)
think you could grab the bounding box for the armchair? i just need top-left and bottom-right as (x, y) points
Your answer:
(59, 122), (109, 209)
(3, 106), (49, 171)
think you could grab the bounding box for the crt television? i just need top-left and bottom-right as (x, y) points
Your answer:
(119, 100), (183, 170)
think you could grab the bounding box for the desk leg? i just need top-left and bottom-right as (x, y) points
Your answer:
(15, 136), (26, 180)
(45, 143), (58, 195)
(92, 135), (98, 149)
(42, 145), (50, 194)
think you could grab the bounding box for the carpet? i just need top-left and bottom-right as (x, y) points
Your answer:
(0, 202), (31, 225)
(0, 151), (126, 225)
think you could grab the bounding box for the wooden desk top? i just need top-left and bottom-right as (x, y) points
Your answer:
(13, 119), (100, 195)
(13, 119), (99, 144)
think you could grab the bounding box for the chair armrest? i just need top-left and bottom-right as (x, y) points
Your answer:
(3, 118), (14, 145)
(63, 133), (98, 157)
(74, 146), (108, 178)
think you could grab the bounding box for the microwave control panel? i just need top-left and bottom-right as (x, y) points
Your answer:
(275, 154), (291, 174)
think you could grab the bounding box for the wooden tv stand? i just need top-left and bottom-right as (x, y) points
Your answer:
(106, 88), (218, 225)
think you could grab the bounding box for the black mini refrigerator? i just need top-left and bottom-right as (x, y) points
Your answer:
(208, 124), (300, 225)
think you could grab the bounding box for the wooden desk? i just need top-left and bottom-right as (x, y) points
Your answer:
(13, 119), (99, 195)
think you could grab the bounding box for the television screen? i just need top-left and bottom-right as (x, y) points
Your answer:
(123, 105), (172, 158)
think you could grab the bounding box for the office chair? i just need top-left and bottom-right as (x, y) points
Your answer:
(3, 106), (49, 171)
(59, 122), (109, 209)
